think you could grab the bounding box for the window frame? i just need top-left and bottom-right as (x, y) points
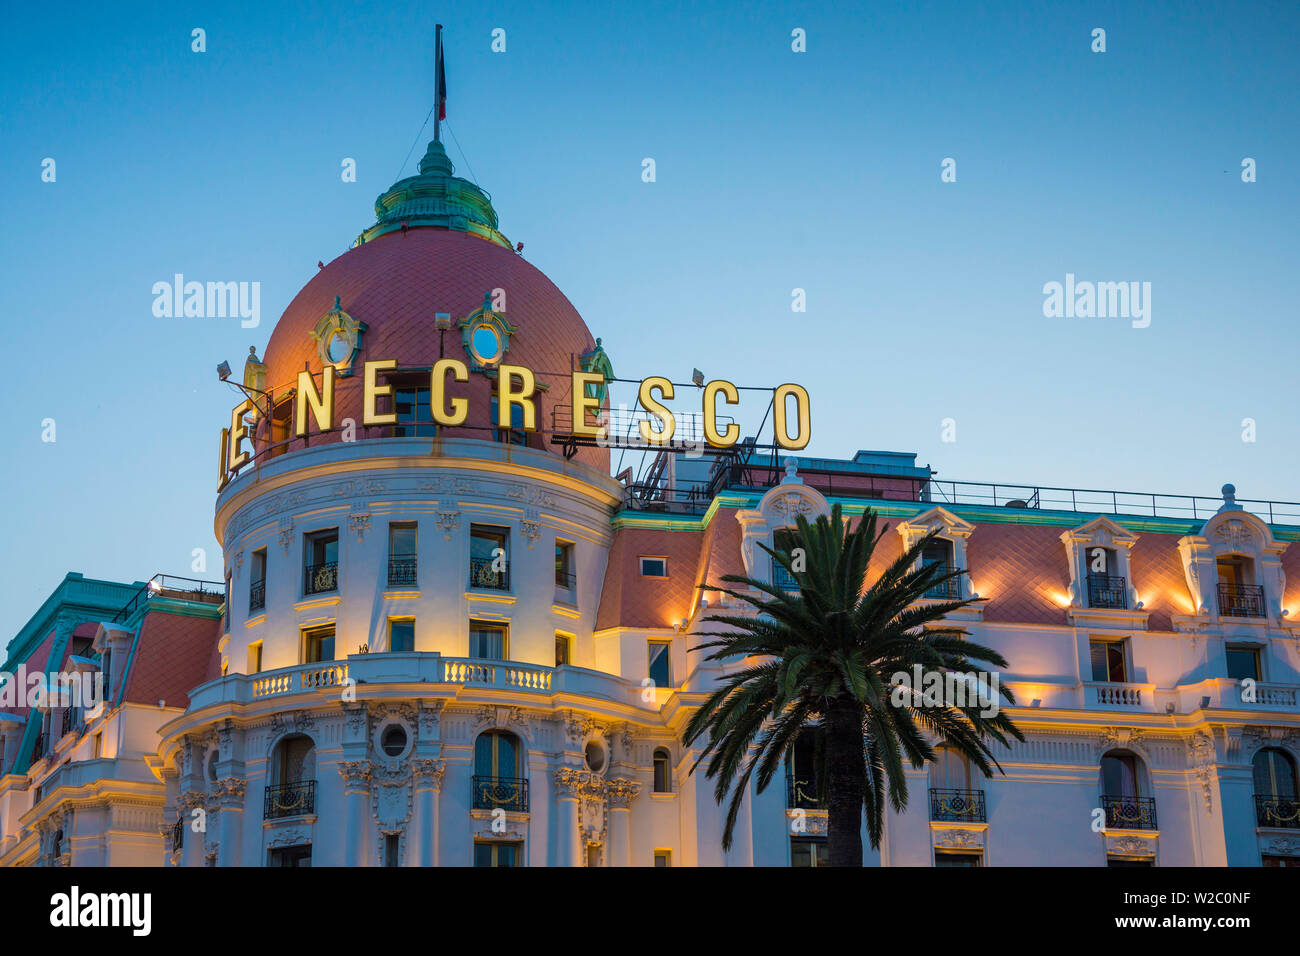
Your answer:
(640, 556), (668, 578)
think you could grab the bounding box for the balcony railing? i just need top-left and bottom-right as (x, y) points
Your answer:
(1101, 795), (1157, 830)
(555, 568), (576, 590)
(1255, 794), (1300, 829)
(929, 787), (986, 822)
(304, 562), (338, 595)
(1087, 574), (1128, 609)
(171, 819), (184, 852)
(388, 556), (417, 588)
(469, 557), (510, 591)
(472, 775), (529, 812)
(264, 780), (316, 820)
(249, 580), (265, 613)
(1218, 583), (1264, 618)
(923, 563), (960, 600)
(773, 563), (800, 591)
(786, 776), (823, 810)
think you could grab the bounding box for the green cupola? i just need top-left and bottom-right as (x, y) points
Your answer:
(355, 138), (512, 249)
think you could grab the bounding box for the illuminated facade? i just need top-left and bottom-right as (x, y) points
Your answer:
(3, 129), (1299, 868)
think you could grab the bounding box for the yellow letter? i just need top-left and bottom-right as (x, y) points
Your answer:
(363, 360), (397, 426)
(218, 427), (230, 491)
(228, 400), (253, 471)
(773, 383), (811, 450)
(570, 371), (606, 439)
(295, 366), (335, 437)
(638, 376), (675, 445)
(497, 364), (537, 431)
(702, 379), (740, 448)
(431, 359), (469, 426)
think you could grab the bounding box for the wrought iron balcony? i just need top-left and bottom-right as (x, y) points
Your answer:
(264, 780), (316, 820)
(786, 776), (823, 810)
(472, 775), (529, 812)
(1255, 794), (1300, 829)
(469, 557), (510, 591)
(249, 580), (265, 612)
(388, 556), (417, 588)
(1087, 574), (1128, 609)
(923, 564), (960, 600)
(304, 561), (338, 595)
(773, 563), (800, 591)
(171, 819), (184, 852)
(930, 787), (986, 822)
(1218, 583), (1264, 618)
(1101, 794), (1157, 830)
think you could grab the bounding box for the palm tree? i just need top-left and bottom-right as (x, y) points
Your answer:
(683, 504), (1024, 866)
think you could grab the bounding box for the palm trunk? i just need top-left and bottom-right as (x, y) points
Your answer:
(825, 695), (865, 866)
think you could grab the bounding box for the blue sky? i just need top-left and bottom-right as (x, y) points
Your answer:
(1, 0), (1297, 639)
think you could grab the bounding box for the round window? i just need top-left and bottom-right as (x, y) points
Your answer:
(381, 725), (408, 757)
(327, 330), (351, 363)
(584, 740), (606, 774)
(471, 325), (502, 364)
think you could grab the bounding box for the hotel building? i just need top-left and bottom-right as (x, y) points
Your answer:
(2, 127), (1298, 869)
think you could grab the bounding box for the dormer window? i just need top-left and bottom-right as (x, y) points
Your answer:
(1087, 546), (1127, 609)
(1060, 518), (1139, 617)
(1217, 555), (1263, 617)
(896, 508), (974, 605)
(921, 538), (959, 600)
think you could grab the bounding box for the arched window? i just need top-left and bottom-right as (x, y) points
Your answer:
(266, 734), (316, 820)
(929, 746), (974, 790)
(653, 748), (672, 793)
(473, 731), (526, 812)
(1253, 748), (1299, 829)
(1100, 749), (1156, 829)
(1253, 748), (1298, 799)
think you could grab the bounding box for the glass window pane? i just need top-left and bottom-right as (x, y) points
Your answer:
(390, 620), (415, 653)
(648, 642), (671, 687)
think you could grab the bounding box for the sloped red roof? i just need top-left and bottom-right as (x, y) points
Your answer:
(596, 526), (703, 630)
(121, 611), (222, 709)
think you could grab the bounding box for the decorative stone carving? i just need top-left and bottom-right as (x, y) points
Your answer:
(339, 760), (373, 790)
(334, 478), (386, 497)
(1263, 836), (1300, 855)
(412, 759), (446, 790)
(349, 506), (371, 540)
(520, 508), (542, 548)
(215, 777), (247, 808)
(422, 476), (476, 495)
(1215, 519), (1254, 553)
(278, 519), (295, 553)
(934, 828), (982, 849)
(1188, 731), (1216, 813)
(266, 826), (312, 849)
(418, 700), (444, 738)
(507, 483), (556, 507)
(786, 809), (828, 836)
(1112, 835), (1154, 856)
(606, 777), (641, 810)
(434, 508), (461, 540)
(231, 550), (244, 574)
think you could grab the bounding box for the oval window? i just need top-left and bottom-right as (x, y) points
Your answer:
(585, 740), (606, 773)
(381, 725), (408, 757)
(327, 330), (351, 363)
(471, 325), (501, 364)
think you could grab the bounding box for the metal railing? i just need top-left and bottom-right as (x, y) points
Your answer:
(472, 775), (529, 812)
(1101, 795), (1157, 830)
(555, 568), (576, 590)
(171, 819), (184, 852)
(923, 563), (960, 600)
(929, 787), (987, 822)
(249, 580), (266, 613)
(1088, 574), (1128, 610)
(264, 780), (316, 820)
(388, 556), (417, 588)
(113, 573), (226, 623)
(469, 557), (510, 591)
(1255, 794), (1300, 829)
(304, 561), (338, 595)
(786, 776), (823, 810)
(1218, 583), (1264, 618)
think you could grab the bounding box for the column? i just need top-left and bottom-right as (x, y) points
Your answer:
(605, 778), (640, 867)
(179, 791), (206, 868)
(411, 759), (445, 867)
(552, 768), (584, 867)
(339, 761), (372, 867)
(216, 778), (247, 866)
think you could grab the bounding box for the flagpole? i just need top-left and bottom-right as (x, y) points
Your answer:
(433, 23), (444, 142)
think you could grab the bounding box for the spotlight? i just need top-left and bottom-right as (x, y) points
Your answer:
(217, 360), (232, 381)
(435, 312), (452, 331)
(692, 368), (704, 387)
(1030, 699), (1041, 708)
